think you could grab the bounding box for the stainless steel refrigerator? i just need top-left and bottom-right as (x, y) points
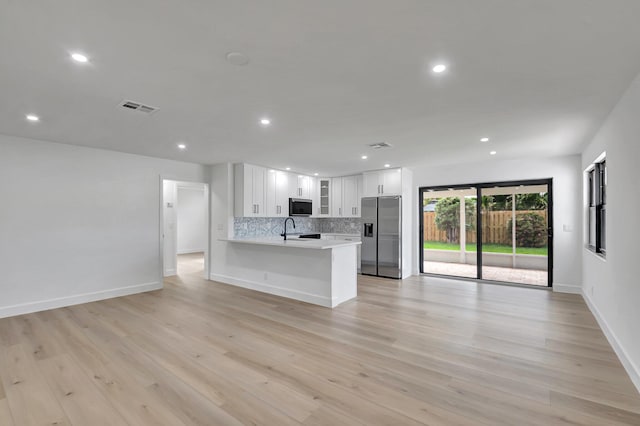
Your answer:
(361, 196), (402, 279)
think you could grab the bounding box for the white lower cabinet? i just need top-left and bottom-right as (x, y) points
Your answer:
(325, 234), (362, 271)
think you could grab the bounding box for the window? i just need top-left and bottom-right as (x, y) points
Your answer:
(587, 156), (606, 256)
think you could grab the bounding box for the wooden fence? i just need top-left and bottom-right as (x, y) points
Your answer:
(423, 210), (547, 244)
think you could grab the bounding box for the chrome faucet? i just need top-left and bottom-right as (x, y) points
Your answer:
(281, 217), (296, 240)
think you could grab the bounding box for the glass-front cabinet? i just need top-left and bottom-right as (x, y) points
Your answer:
(318, 179), (331, 216)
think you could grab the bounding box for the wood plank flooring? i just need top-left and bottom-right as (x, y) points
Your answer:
(0, 253), (639, 425)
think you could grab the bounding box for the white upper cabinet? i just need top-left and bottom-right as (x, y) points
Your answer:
(362, 172), (381, 198)
(235, 163), (404, 218)
(266, 169), (290, 217)
(234, 163), (267, 217)
(330, 175), (361, 218)
(342, 175), (361, 217)
(362, 168), (402, 197)
(381, 168), (402, 195)
(289, 174), (311, 199)
(308, 177), (318, 217)
(331, 177), (343, 217)
(317, 178), (331, 216)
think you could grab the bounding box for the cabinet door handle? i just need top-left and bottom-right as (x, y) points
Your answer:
(381, 184), (384, 194)
(256, 205), (259, 214)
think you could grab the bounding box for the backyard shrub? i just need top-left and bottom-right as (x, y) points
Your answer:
(434, 197), (476, 243)
(507, 213), (547, 248)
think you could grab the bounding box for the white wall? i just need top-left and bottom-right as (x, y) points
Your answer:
(209, 163), (235, 277)
(177, 184), (207, 254)
(581, 72), (640, 391)
(410, 155), (583, 291)
(0, 134), (207, 318)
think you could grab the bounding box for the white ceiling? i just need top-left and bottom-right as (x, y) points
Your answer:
(1, 0), (640, 176)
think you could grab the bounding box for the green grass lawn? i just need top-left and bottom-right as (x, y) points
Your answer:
(424, 241), (548, 256)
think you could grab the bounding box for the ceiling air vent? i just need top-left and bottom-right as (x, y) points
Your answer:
(119, 100), (159, 115)
(368, 142), (393, 149)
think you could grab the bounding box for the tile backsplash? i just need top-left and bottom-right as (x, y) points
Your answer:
(320, 218), (362, 234)
(233, 217), (318, 238)
(234, 217), (361, 238)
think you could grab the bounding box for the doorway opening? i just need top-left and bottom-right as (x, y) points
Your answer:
(419, 179), (552, 287)
(161, 179), (209, 281)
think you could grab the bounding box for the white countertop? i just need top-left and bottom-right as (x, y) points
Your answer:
(222, 237), (361, 250)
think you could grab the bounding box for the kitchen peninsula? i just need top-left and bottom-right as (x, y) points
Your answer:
(214, 237), (361, 308)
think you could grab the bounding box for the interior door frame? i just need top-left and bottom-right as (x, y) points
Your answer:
(419, 178), (553, 288)
(159, 177), (211, 283)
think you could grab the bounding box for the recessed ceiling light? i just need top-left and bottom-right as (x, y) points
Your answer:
(480, 137), (490, 142)
(226, 52), (249, 66)
(314, 173), (319, 176)
(384, 164), (391, 168)
(490, 151), (497, 155)
(177, 143), (187, 150)
(361, 155), (368, 160)
(285, 167), (291, 171)
(71, 52), (89, 63)
(260, 118), (271, 126)
(432, 64), (447, 73)
(26, 114), (40, 122)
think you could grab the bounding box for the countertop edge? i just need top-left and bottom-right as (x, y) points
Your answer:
(220, 238), (362, 250)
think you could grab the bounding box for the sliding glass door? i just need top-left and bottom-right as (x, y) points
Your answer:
(478, 183), (550, 286)
(420, 179), (552, 287)
(422, 186), (478, 278)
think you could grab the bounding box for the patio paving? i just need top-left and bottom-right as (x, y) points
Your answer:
(424, 261), (548, 286)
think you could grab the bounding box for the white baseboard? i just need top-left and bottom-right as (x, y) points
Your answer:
(164, 268), (176, 277)
(582, 290), (640, 394)
(177, 249), (205, 255)
(0, 281), (163, 319)
(553, 283), (582, 294)
(209, 273), (332, 307)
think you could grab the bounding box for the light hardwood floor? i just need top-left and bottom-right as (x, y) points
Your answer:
(1, 255), (639, 425)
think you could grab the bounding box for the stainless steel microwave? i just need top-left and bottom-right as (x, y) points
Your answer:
(289, 198), (312, 216)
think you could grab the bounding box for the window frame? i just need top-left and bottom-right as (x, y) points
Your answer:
(586, 154), (606, 257)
